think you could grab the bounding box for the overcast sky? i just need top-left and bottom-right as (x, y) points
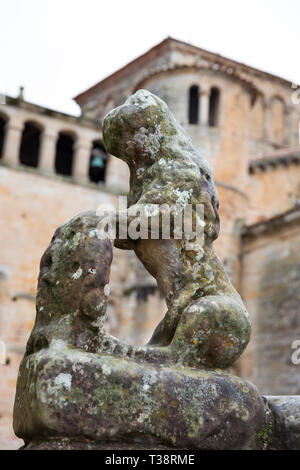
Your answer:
(0, 0), (299, 115)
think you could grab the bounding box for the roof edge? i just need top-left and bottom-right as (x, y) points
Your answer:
(73, 37), (172, 102)
(2, 95), (98, 128)
(74, 36), (297, 103)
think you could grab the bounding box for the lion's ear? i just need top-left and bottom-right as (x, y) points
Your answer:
(25, 329), (49, 356)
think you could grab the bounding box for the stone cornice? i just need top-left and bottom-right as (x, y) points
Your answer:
(3, 96), (99, 129)
(242, 206), (300, 238)
(0, 160), (127, 195)
(249, 149), (300, 174)
(134, 63), (259, 103)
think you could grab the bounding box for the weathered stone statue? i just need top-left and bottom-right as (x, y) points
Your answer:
(103, 90), (251, 369)
(13, 91), (300, 450)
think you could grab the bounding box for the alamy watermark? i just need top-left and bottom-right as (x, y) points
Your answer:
(95, 196), (205, 250)
(291, 339), (300, 365)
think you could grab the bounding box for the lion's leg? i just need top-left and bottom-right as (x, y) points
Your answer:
(170, 295), (251, 369)
(147, 303), (185, 347)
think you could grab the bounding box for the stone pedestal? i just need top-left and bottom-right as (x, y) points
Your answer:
(14, 344), (266, 450)
(14, 345), (300, 450)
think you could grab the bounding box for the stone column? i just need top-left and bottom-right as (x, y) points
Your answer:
(200, 89), (210, 126)
(73, 139), (92, 183)
(295, 113), (300, 147)
(38, 129), (58, 175)
(284, 106), (294, 147)
(2, 120), (24, 166)
(263, 101), (271, 142)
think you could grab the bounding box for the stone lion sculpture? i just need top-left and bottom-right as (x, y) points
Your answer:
(14, 90), (269, 450)
(102, 89), (251, 369)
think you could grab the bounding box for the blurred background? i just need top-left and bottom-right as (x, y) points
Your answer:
(1, 0), (300, 449)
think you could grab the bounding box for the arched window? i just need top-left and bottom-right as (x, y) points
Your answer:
(0, 113), (8, 159)
(208, 87), (220, 127)
(188, 85), (199, 124)
(20, 121), (42, 167)
(89, 141), (108, 184)
(55, 132), (75, 176)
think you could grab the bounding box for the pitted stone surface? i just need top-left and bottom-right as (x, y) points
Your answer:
(14, 344), (266, 450)
(264, 396), (300, 450)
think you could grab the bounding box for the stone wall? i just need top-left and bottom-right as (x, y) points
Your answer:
(247, 162), (300, 223)
(239, 210), (300, 394)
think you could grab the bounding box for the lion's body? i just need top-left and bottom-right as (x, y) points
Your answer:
(102, 89), (251, 368)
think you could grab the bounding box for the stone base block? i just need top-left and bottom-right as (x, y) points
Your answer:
(14, 344), (266, 450)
